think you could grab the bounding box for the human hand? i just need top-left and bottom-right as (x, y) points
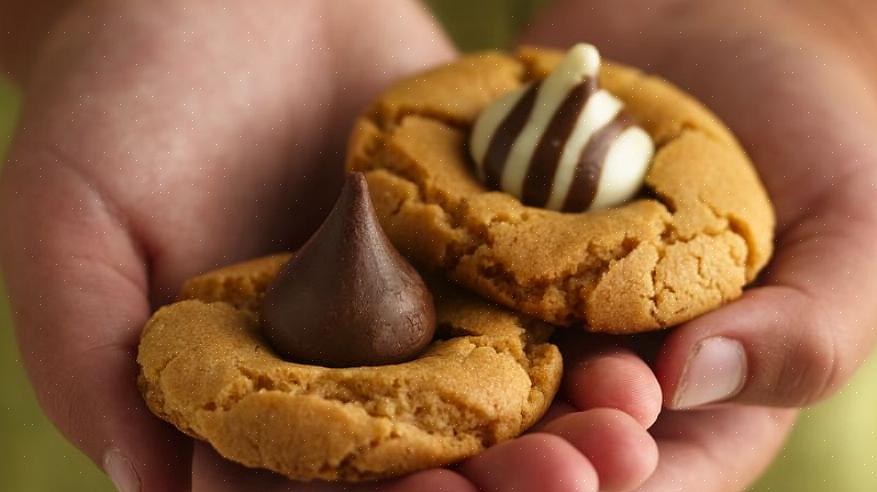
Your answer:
(525, 0), (877, 489)
(0, 1), (665, 491)
(0, 0), (448, 490)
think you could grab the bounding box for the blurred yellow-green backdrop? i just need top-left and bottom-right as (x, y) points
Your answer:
(1, 1), (876, 491)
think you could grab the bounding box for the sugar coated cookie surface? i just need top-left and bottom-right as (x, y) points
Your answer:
(137, 254), (562, 481)
(346, 47), (775, 332)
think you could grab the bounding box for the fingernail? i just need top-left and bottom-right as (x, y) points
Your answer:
(103, 447), (140, 492)
(672, 337), (747, 409)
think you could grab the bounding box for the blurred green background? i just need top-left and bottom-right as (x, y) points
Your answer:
(1, 1), (876, 490)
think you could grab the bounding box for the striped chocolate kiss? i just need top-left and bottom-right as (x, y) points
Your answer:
(470, 44), (655, 212)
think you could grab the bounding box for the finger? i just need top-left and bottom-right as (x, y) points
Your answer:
(460, 433), (598, 492)
(641, 407), (797, 492)
(191, 442), (476, 492)
(0, 162), (190, 490)
(323, 0), (455, 135)
(659, 171), (877, 408)
(386, 469), (477, 492)
(530, 400), (578, 432)
(542, 409), (658, 492)
(559, 333), (662, 427)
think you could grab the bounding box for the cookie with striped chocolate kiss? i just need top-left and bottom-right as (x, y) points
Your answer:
(346, 46), (775, 333)
(470, 44), (654, 212)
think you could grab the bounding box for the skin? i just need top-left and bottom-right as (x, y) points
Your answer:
(0, 0), (875, 491)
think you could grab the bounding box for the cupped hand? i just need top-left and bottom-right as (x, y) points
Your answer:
(0, 1), (664, 491)
(1, 0), (450, 490)
(526, 0), (877, 489)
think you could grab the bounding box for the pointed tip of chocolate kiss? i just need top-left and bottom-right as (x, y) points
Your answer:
(260, 172), (436, 368)
(345, 170), (369, 195)
(330, 171), (381, 237)
(333, 171), (369, 215)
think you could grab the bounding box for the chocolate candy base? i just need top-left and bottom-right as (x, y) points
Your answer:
(137, 254), (561, 482)
(346, 47), (775, 333)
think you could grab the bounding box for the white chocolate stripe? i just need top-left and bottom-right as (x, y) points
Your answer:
(500, 44), (601, 197)
(470, 85), (529, 179)
(545, 90), (623, 211)
(589, 126), (654, 210)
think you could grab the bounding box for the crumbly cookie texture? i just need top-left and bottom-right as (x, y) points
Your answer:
(346, 47), (775, 332)
(137, 254), (562, 482)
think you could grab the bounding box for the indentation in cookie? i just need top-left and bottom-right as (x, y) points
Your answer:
(470, 44), (654, 212)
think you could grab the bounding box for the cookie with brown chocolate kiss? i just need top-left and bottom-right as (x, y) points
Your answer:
(136, 173), (562, 482)
(347, 44), (775, 333)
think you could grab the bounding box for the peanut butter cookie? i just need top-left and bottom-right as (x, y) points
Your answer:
(347, 46), (774, 332)
(137, 254), (562, 481)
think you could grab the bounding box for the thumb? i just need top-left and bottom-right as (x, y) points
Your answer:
(658, 168), (877, 408)
(0, 150), (191, 491)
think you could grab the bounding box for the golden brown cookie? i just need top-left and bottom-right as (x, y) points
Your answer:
(137, 254), (562, 481)
(346, 47), (775, 332)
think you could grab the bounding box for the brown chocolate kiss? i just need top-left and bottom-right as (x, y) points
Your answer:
(260, 172), (436, 367)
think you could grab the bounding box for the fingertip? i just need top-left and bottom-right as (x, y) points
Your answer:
(655, 289), (777, 409)
(564, 348), (662, 427)
(543, 409), (658, 492)
(461, 433), (598, 492)
(659, 333), (748, 410)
